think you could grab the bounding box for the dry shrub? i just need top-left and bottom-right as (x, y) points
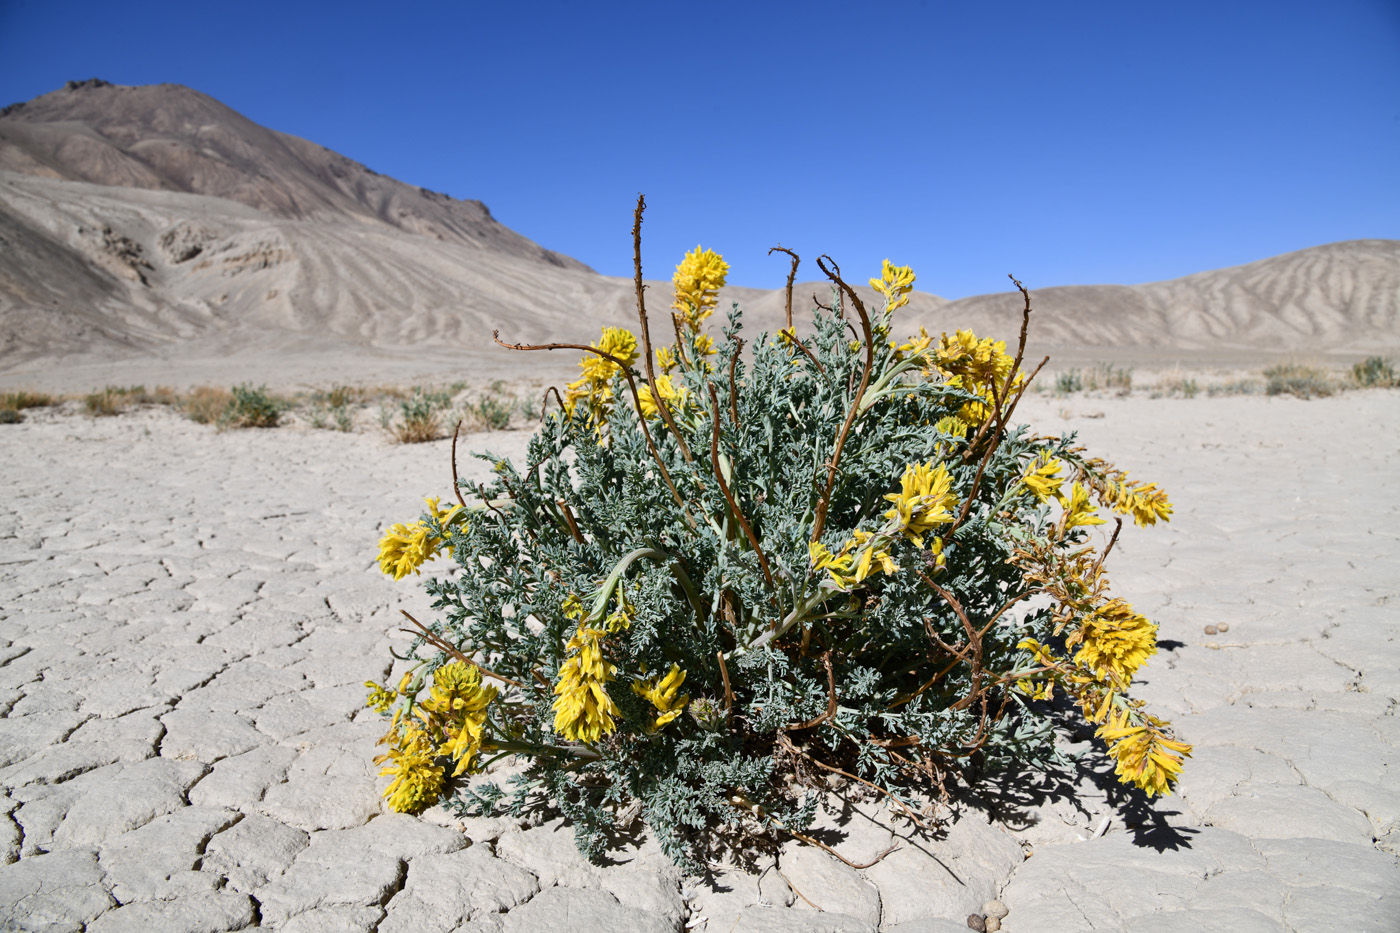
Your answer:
(1, 390), (55, 411)
(1264, 362), (1335, 399)
(183, 386), (232, 424)
(84, 387), (128, 416)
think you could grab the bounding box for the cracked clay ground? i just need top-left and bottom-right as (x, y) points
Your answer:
(0, 390), (1397, 932)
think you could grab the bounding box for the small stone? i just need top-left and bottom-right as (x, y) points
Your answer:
(983, 899), (1009, 920)
(967, 914), (987, 931)
(1204, 624), (1218, 635)
(1217, 622), (1230, 633)
(985, 918), (1001, 932)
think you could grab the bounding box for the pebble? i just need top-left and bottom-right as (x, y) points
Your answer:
(967, 914), (986, 931)
(986, 918), (1001, 932)
(1217, 622), (1230, 633)
(1204, 624), (1219, 635)
(983, 899), (1009, 919)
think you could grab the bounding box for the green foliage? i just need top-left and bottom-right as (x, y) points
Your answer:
(1352, 356), (1396, 388)
(369, 236), (1186, 870)
(310, 385), (358, 432)
(221, 384), (284, 428)
(1264, 362), (1335, 399)
(0, 408), (23, 424)
(1055, 369), (1083, 394)
(394, 388), (452, 443)
(1056, 364), (1132, 396)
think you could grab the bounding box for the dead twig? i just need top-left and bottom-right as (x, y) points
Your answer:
(717, 649), (735, 711)
(768, 246), (800, 331)
(399, 610), (525, 688)
(630, 194), (694, 463)
(810, 255), (876, 542)
(450, 420), (468, 508)
(708, 384), (775, 588)
(539, 385), (565, 422)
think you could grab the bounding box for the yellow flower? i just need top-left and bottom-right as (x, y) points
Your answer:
(882, 461), (957, 548)
(376, 497), (465, 579)
(656, 345), (678, 373)
(377, 522), (435, 580)
(850, 530), (899, 584)
(376, 723), (444, 813)
(672, 246), (729, 328)
(810, 540), (857, 590)
(1098, 708), (1192, 796)
(632, 664), (689, 731)
(1062, 483), (1107, 531)
(1022, 455), (1065, 502)
(552, 622), (620, 743)
(1074, 599), (1158, 687)
(934, 415), (969, 439)
(364, 681), (397, 714)
(892, 327), (932, 362)
(870, 259), (916, 314)
(638, 374), (688, 421)
(563, 326), (640, 437)
(418, 661), (498, 777)
(1104, 478), (1174, 527)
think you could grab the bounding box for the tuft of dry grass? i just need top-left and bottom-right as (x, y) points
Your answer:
(1, 390), (56, 411)
(394, 414), (442, 444)
(183, 386), (233, 424)
(84, 387), (129, 416)
(1264, 362), (1335, 399)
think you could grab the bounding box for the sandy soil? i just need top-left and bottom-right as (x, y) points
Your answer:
(0, 390), (1397, 931)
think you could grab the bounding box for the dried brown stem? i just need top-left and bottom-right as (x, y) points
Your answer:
(810, 255), (876, 542)
(776, 733), (929, 828)
(630, 194), (693, 463)
(726, 336), (744, 427)
(399, 610), (525, 688)
(450, 420), (468, 508)
(539, 386), (564, 422)
(717, 649), (735, 711)
(558, 500), (585, 544)
(1093, 518), (1123, 578)
(767, 246), (800, 330)
(708, 384), (775, 588)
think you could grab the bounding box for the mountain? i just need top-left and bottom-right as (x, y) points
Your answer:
(923, 240), (1400, 357)
(0, 78), (587, 271)
(0, 80), (1395, 390)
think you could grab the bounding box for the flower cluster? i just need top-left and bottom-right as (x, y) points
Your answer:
(870, 259), (916, 314)
(672, 245), (729, 327)
(552, 592), (633, 743)
(376, 497), (464, 580)
(933, 329), (1025, 425)
(563, 326), (640, 435)
(632, 664), (689, 732)
(369, 661), (499, 813)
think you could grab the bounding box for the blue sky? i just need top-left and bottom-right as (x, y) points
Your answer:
(2, 0), (1397, 298)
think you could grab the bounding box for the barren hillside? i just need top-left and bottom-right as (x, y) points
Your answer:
(0, 80), (1396, 390)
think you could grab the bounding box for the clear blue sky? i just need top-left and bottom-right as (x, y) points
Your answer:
(2, 0), (1397, 298)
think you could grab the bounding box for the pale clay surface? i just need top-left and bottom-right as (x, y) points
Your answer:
(0, 390), (1397, 932)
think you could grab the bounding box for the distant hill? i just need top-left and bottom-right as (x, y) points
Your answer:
(0, 78), (587, 271)
(923, 240), (1400, 356)
(0, 80), (1395, 388)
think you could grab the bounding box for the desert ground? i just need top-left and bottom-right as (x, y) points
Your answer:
(1, 379), (1396, 933)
